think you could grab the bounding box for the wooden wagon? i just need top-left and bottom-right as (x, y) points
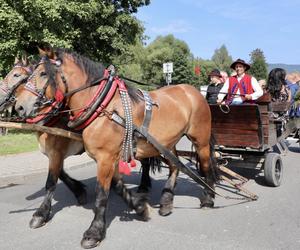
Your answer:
(210, 93), (300, 187)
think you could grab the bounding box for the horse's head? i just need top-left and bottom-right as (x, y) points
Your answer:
(14, 47), (69, 124)
(14, 46), (106, 124)
(0, 57), (32, 113)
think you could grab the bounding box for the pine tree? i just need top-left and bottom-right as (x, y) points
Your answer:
(211, 44), (233, 73)
(248, 49), (268, 80)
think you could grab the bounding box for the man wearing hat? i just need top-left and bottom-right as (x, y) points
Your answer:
(217, 59), (263, 105)
(206, 69), (224, 104)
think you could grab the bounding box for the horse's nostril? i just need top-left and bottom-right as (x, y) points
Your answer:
(18, 106), (24, 111)
(15, 105), (24, 115)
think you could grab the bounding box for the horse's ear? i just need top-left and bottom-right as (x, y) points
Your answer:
(38, 47), (46, 56)
(21, 54), (28, 66)
(14, 57), (20, 65)
(38, 46), (55, 59)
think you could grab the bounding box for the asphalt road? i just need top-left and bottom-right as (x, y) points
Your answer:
(0, 138), (300, 250)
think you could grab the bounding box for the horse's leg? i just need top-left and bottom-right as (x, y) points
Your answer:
(29, 154), (64, 228)
(81, 152), (115, 249)
(137, 158), (152, 193)
(159, 149), (178, 216)
(81, 153), (152, 248)
(112, 171), (150, 221)
(59, 168), (87, 205)
(190, 139), (217, 208)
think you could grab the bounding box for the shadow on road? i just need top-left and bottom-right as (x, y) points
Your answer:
(8, 170), (210, 229)
(8, 162), (260, 231)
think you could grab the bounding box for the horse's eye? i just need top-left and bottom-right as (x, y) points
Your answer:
(40, 71), (47, 77)
(13, 73), (21, 77)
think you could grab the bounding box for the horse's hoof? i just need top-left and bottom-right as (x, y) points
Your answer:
(136, 204), (151, 221)
(159, 204), (173, 216)
(139, 203), (151, 221)
(29, 216), (47, 229)
(131, 193), (150, 220)
(80, 237), (101, 249)
(200, 200), (214, 209)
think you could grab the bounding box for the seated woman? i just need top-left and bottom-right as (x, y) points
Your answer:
(266, 68), (291, 102)
(266, 68), (291, 136)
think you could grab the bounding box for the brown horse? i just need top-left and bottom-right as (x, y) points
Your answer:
(1, 57), (154, 229)
(14, 48), (217, 249)
(0, 57), (30, 134)
(0, 57), (33, 116)
(0, 58), (87, 227)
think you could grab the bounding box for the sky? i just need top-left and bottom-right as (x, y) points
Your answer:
(136, 0), (300, 64)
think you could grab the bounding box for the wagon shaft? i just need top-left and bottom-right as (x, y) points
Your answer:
(0, 121), (83, 141)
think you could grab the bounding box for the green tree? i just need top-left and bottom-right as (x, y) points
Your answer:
(142, 34), (194, 86)
(112, 37), (155, 89)
(0, 0), (150, 74)
(194, 58), (217, 85)
(248, 48), (268, 80)
(211, 44), (232, 73)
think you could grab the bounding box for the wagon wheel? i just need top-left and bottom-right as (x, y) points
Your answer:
(264, 152), (283, 187)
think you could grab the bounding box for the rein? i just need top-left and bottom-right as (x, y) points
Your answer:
(202, 89), (246, 97)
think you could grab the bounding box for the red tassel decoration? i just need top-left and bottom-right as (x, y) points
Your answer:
(119, 160), (131, 175)
(130, 159), (137, 168)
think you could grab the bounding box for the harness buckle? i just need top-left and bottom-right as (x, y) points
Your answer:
(107, 65), (115, 76)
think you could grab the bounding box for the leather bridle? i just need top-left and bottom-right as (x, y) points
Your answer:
(0, 65), (32, 110)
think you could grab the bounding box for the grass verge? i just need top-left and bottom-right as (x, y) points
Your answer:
(0, 130), (38, 155)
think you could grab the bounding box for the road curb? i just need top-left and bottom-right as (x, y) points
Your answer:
(0, 160), (95, 188)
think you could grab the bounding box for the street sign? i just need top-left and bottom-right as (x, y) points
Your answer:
(166, 73), (172, 85)
(163, 62), (173, 73)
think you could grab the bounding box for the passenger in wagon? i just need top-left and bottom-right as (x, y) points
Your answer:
(258, 79), (267, 90)
(206, 69), (224, 104)
(266, 68), (291, 102)
(217, 59), (263, 105)
(267, 68), (292, 136)
(285, 73), (299, 101)
(220, 70), (229, 83)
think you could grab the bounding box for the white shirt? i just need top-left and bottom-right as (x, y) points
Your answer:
(217, 73), (263, 103)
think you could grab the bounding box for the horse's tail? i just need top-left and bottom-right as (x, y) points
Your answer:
(149, 157), (162, 173)
(209, 133), (220, 181)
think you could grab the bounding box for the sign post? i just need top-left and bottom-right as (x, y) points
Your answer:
(163, 62), (173, 85)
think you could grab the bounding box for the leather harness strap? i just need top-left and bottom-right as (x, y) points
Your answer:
(109, 111), (253, 200)
(139, 90), (153, 136)
(110, 112), (216, 193)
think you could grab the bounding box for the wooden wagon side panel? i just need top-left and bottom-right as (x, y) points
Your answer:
(210, 105), (264, 149)
(258, 104), (270, 147)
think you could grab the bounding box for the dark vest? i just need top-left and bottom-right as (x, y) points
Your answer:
(206, 83), (224, 104)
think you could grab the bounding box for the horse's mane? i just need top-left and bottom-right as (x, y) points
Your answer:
(53, 48), (140, 103)
(55, 48), (105, 84)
